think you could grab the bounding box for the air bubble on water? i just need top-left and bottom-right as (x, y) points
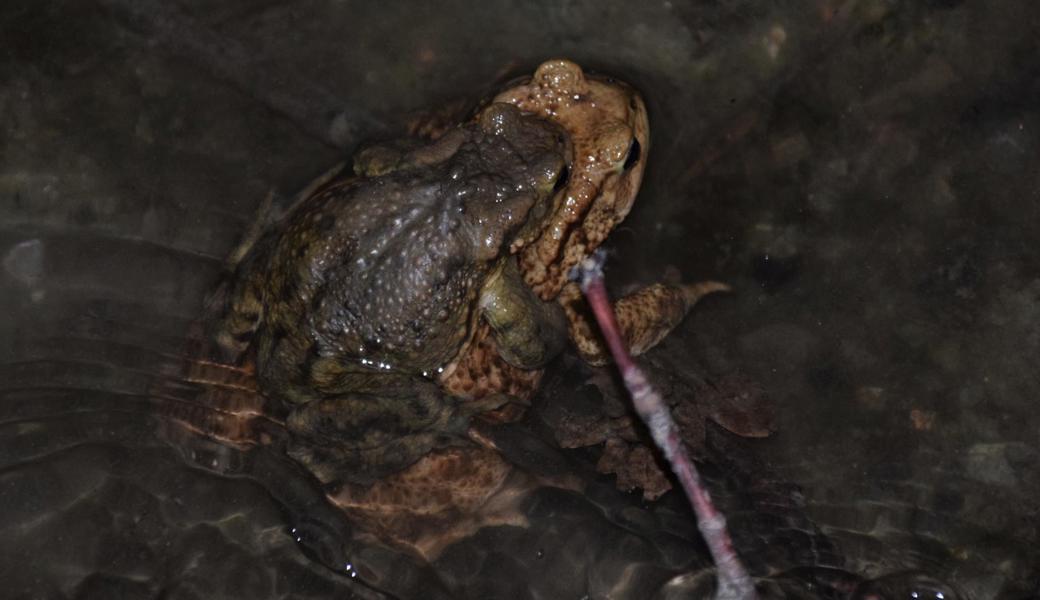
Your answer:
(4, 238), (45, 293)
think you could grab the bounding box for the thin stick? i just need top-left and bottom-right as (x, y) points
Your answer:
(573, 251), (758, 600)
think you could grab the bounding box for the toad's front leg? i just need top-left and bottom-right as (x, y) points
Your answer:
(557, 279), (730, 366)
(479, 259), (568, 371)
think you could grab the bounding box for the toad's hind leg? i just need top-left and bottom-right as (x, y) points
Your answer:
(283, 382), (511, 487)
(559, 280), (730, 366)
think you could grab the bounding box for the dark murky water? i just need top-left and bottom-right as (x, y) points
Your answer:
(2, 1), (1038, 598)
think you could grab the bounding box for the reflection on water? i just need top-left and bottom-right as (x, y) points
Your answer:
(2, 1), (1038, 598)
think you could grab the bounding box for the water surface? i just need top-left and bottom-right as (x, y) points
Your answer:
(2, 1), (1038, 598)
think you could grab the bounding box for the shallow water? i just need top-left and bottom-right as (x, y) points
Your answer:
(2, 1), (1038, 598)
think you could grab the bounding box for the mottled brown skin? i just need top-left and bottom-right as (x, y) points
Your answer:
(497, 61), (651, 302)
(328, 446), (544, 560)
(213, 103), (568, 485)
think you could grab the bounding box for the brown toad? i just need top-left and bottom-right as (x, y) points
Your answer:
(212, 103), (569, 485)
(440, 60), (729, 410)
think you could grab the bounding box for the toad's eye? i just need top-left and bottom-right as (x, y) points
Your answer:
(553, 165), (571, 192)
(622, 139), (641, 171)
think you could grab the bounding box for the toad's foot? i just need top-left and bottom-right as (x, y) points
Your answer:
(559, 280), (731, 366)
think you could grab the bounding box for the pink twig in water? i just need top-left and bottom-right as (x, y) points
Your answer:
(573, 251), (758, 600)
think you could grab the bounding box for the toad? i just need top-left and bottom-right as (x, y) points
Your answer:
(212, 102), (569, 485)
(186, 60), (728, 559)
